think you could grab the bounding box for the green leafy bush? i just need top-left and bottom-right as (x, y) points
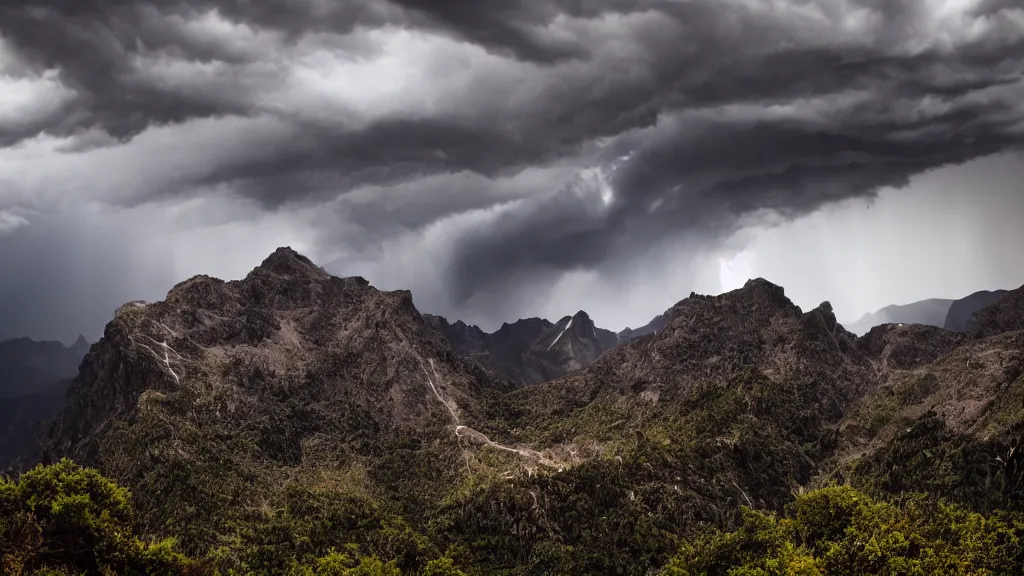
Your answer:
(0, 459), (203, 575)
(662, 485), (1024, 575)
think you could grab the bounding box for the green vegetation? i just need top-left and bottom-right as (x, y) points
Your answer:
(0, 459), (202, 575)
(0, 460), (471, 576)
(18, 363), (1024, 575)
(664, 485), (1024, 575)
(8, 462), (1024, 575)
(852, 413), (1024, 513)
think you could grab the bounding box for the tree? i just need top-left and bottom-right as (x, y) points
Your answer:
(0, 459), (202, 576)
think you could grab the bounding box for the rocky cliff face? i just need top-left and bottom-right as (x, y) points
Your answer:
(535, 310), (620, 371)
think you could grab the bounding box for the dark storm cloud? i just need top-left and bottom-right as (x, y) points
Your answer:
(441, 22), (1024, 298)
(448, 81), (1024, 296)
(0, 4), (249, 144)
(387, 0), (595, 63)
(444, 176), (620, 303)
(2, 0), (1024, 319)
(188, 119), (563, 209)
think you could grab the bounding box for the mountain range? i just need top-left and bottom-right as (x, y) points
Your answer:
(4, 247), (1024, 575)
(945, 289), (1010, 332)
(843, 289), (1013, 335)
(0, 334), (89, 398)
(424, 309), (667, 387)
(0, 335), (89, 471)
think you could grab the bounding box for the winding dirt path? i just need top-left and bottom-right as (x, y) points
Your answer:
(419, 358), (563, 471)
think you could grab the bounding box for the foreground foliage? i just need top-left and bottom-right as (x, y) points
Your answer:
(8, 462), (1024, 575)
(0, 459), (202, 575)
(664, 485), (1024, 575)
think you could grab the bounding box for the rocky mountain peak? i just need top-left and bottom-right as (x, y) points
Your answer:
(740, 277), (797, 310)
(662, 277), (800, 335)
(423, 310), (627, 386)
(809, 300), (839, 331)
(164, 274), (234, 311)
(40, 248), (494, 470)
(571, 310), (591, 322)
(256, 246), (328, 279)
(69, 334), (89, 351)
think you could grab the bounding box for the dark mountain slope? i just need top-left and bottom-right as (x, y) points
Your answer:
(944, 289), (1008, 332)
(971, 283), (1024, 338)
(0, 335), (89, 470)
(0, 335), (89, 398)
(616, 312), (669, 341)
(424, 315), (552, 385)
(0, 378), (71, 471)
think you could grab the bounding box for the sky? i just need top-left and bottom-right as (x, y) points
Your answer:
(1, 0), (1023, 344)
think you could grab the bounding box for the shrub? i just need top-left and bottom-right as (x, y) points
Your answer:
(661, 486), (1024, 576)
(0, 459), (203, 575)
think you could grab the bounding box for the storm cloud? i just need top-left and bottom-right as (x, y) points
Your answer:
(1, 0), (1023, 339)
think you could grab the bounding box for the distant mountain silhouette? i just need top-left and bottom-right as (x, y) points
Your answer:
(844, 299), (954, 335)
(944, 289), (1009, 332)
(425, 309), (669, 386)
(0, 335), (89, 398)
(0, 335), (88, 469)
(425, 311), (621, 386)
(0, 378), (71, 471)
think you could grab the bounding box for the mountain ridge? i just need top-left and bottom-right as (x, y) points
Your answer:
(15, 247), (1024, 574)
(843, 298), (954, 335)
(0, 335), (90, 398)
(425, 308), (668, 386)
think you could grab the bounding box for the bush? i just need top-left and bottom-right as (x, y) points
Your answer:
(661, 486), (1024, 576)
(0, 459), (203, 575)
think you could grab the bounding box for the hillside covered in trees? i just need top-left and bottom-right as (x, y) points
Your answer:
(5, 248), (1024, 575)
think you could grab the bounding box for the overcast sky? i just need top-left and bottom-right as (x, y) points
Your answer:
(1, 0), (1023, 344)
